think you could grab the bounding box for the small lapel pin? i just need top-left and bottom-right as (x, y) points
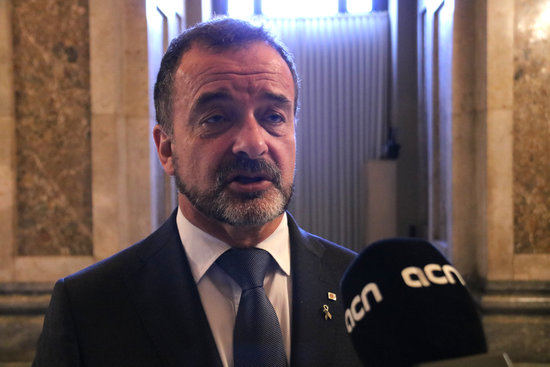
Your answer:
(327, 292), (337, 301)
(322, 304), (332, 320)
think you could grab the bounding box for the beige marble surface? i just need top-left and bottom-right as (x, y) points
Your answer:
(513, 0), (550, 254)
(12, 0), (92, 256)
(0, 0), (16, 281)
(484, 0), (517, 280)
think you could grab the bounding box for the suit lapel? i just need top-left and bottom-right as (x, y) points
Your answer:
(288, 215), (346, 367)
(124, 211), (223, 367)
(123, 211), (352, 367)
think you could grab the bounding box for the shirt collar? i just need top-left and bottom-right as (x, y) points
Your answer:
(176, 208), (291, 284)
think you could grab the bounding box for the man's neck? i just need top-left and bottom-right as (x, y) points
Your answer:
(178, 196), (285, 248)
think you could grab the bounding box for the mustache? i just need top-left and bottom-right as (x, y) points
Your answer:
(215, 155), (282, 188)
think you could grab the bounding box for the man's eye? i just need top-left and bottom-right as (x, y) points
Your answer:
(265, 113), (284, 124)
(203, 115), (226, 124)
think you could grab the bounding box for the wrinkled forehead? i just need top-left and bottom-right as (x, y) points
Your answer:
(174, 41), (295, 103)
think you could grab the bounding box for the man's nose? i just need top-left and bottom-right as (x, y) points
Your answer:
(232, 115), (268, 159)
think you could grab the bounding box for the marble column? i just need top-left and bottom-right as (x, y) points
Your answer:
(0, 0), (153, 364)
(472, 0), (550, 362)
(12, 0), (93, 257)
(513, 0), (550, 255)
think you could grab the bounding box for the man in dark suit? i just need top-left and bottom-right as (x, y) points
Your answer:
(33, 18), (362, 367)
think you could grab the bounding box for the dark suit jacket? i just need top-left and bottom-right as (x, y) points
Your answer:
(33, 211), (362, 367)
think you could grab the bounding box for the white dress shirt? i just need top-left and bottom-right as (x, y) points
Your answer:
(176, 208), (292, 367)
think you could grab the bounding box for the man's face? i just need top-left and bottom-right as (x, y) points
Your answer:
(166, 41), (296, 226)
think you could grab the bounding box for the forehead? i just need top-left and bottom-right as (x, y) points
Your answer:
(174, 41), (295, 102)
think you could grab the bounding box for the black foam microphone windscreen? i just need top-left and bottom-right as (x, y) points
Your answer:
(340, 238), (487, 366)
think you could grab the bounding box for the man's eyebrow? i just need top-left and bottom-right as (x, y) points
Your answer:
(262, 92), (292, 106)
(191, 91), (232, 110)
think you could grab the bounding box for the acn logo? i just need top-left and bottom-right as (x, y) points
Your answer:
(344, 282), (383, 333)
(401, 264), (466, 288)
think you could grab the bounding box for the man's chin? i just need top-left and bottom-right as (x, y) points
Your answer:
(220, 183), (282, 202)
(179, 181), (292, 227)
(227, 190), (265, 201)
(211, 189), (289, 226)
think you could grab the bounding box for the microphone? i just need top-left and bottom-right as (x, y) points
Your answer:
(340, 238), (487, 366)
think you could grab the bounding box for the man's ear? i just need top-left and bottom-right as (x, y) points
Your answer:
(153, 125), (175, 176)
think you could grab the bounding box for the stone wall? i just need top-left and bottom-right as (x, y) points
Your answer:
(12, 0), (93, 257)
(513, 0), (550, 255)
(475, 0), (550, 280)
(0, 0), (152, 282)
(467, 0), (550, 362)
(0, 0), (152, 364)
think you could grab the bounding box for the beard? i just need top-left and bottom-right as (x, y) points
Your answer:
(174, 154), (294, 226)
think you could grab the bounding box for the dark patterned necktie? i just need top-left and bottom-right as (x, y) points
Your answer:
(216, 248), (288, 367)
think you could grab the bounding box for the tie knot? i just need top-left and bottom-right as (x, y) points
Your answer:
(216, 248), (272, 290)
